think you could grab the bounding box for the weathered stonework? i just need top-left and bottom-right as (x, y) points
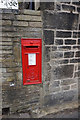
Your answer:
(41, 1), (80, 116)
(1, 10), (43, 115)
(1, 1), (80, 118)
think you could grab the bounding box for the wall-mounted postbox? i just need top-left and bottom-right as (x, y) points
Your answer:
(21, 38), (42, 85)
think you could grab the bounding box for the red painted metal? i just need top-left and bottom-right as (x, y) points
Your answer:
(21, 38), (42, 85)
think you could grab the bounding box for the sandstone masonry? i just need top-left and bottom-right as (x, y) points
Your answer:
(1, 1), (80, 117)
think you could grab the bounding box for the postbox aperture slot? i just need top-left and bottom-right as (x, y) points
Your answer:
(24, 46), (38, 48)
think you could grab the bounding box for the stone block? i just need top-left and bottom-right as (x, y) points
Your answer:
(45, 63), (51, 70)
(51, 51), (63, 59)
(61, 78), (77, 85)
(13, 45), (21, 64)
(73, 46), (80, 49)
(64, 52), (74, 58)
(73, 32), (78, 38)
(49, 86), (60, 93)
(7, 67), (20, 73)
(2, 58), (16, 68)
(74, 64), (78, 71)
(50, 80), (60, 87)
(2, 73), (13, 77)
(78, 64), (80, 71)
(20, 10), (41, 16)
(44, 92), (63, 106)
(78, 78), (80, 96)
(74, 71), (80, 78)
(2, 26), (16, 32)
(43, 11), (79, 30)
(7, 77), (15, 82)
(73, 32), (80, 38)
(2, 46), (12, 50)
(56, 3), (61, 11)
(63, 90), (78, 102)
(62, 4), (75, 12)
(50, 59), (69, 66)
(6, 68), (15, 73)
(0, 27), (2, 32)
(51, 65), (74, 80)
(52, 46), (57, 51)
(2, 42), (12, 46)
(2, 32), (19, 37)
(77, 32), (80, 37)
(16, 15), (42, 21)
(16, 27), (42, 32)
(60, 0), (71, 3)
(70, 58), (80, 63)
(78, 39), (80, 44)
(56, 31), (71, 38)
(5, 89), (20, 103)
(71, 83), (78, 89)
(58, 46), (71, 51)
(65, 39), (76, 45)
(55, 39), (63, 45)
(77, 7), (80, 12)
(72, 2), (80, 6)
(45, 70), (51, 81)
(0, 9), (14, 14)
(2, 14), (15, 20)
(61, 85), (70, 91)
(0, 14), (2, 20)
(44, 30), (54, 45)
(43, 82), (50, 92)
(13, 21), (28, 27)
(40, 2), (54, 10)
(75, 51), (80, 57)
(0, 20), (11, 26)
(44, 46), (51, 62)
(2, 50), (12, 54)
(29, 22), (42, 27)
(1, 38), (12, 42)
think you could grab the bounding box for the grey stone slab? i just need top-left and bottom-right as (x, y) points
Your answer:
(51, 65), (74, 80)
(43, 11), (79, 30)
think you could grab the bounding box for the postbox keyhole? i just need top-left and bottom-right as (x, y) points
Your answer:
(27, 79), (30, 82)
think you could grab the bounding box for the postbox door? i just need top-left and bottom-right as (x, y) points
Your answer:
(21, 38), (42, 85)
(24, 52), (40, 83)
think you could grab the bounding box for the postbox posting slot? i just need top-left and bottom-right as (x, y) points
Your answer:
(24, 46), (38, 48)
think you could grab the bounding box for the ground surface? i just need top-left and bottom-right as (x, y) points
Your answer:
(42, 108), (79, 118)
(2, 108), (80, 119)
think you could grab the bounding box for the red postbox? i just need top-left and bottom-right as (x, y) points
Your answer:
(21, 38), (42, 85)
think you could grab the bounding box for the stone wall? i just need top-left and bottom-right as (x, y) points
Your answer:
(1, 1), (80, 117)
(1, 10), (43, 115)
(41, 1), (80, 113)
